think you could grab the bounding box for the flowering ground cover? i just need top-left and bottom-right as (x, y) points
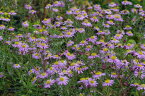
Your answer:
(0, 0), (145, 96)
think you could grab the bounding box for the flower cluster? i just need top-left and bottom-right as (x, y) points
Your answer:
(1, 0), (145, 95)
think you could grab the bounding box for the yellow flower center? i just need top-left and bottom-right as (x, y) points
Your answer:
(91, 53), (97, 56)
(105, 80), (110, 83)
(46, 80), (51, 84)
(41, 73), (46, 76)
(111, 72), (117, 75)
(60, 77), (65, 81)
(111, 56), (117, 60)
(90, 80), (95, 83)
(95, 71), (102, 75)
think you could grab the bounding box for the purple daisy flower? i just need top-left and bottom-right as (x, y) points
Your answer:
(56, 76), (69, 85)
(102, 79), (114, 86)
(13, 64), (21, 68)
(44, 79), (55, 88)
(22, 21), (29, 27)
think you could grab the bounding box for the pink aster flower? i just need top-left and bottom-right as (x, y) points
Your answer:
(64, 51), (76, 60)
(64, 31), (75, 38)
(52, 60), (67, 69)
(44, 79), (55, 88)
(110, 38), (120, 43)
(88, 53), (99, 59)
(107, 56), (119, 63)
(67, 40), (74, 47)
(78, 78), (98, 87)
(37, 43), (48, 49)
(90, 16), (99, 22)
(66, 10), (73, 15)
(52, 55), (61, 59)
(104, 9), (112, 14)
(32, 53), (40, 59)
(137, 84), (145, 90)
(82, 20), (92, 27)
(120, 10), (130, 15)
(113, 14), (124, 21)
(92, 71), (106, 79)
(28, 69), (35, 75)
(29, 10), (36, 14)
(107, 20), (115, 25)
(94, 26), (100, 31)
(0, 11), (3, 15)
(103, 23), (110, 28)
(18, 43), (29, 55)
(102, 79), (114, 86)
(88, 78), (98, 87)
(45, 4), (52, 9)
(131, 8), (137, 13)
(13, 64), (21, 68)
(75, 15), (85, 20)
(2, 18), (10, 22)
(110, 72), (118, 78)
(88, 36), (97, 43)
(52, 8), (59, 12)
(85, 45), (93, 51)
(76, 28), (85, 33)
(56, 16), (63, 21)
(106, 15), (114, 19)
(124, 43), (134, 49)
(126, 31), (133, 36)
(39, 72), (48, 79)
(56, 76), (69, 85)
(54, 21), (62, 27)
(42, 18), (51, 25)
(0, 24), (6, 30)
(79, 40), (88, 46)
(94, 4), (102, 11)
(140, 44), (145, 49)
(0, 72), (4, 78)
(130, 83), (139, 87)
(8, 27), (15, 31)
(46, 67), (56, 75)
(99, 48), (109, 54)
(97, 31), (105, 35)
(8, 11), (17, 15)
(108, 2), (117, 7)
(22, 21), (29, 27)
(53, 1), (65, 7)
(25, 4), (32, 10)
(122, 1), (132, 5)
(123, 25), (132, 30)
(134, 4), (142, 8)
